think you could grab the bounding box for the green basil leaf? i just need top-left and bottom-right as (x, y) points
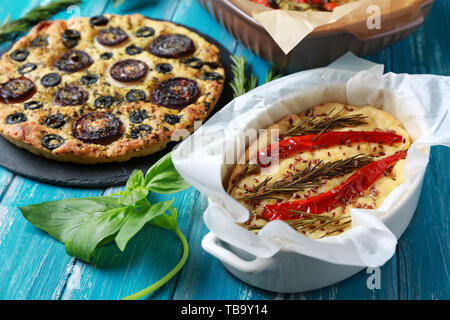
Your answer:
(125, 169), (145, 191)
(115, 199), (174, 251)
(119, 186), (149, 206)
(20, 197), (128, 262)
(150, 207), (178, 231)
(144, 152), (190, 194)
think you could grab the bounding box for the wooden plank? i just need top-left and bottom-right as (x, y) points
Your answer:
(0, 178), (103, 299)
(390, 0), (450, 299)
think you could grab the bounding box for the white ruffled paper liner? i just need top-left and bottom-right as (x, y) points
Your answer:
(173, 52), (450, 267)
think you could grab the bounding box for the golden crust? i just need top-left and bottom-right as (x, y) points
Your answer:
(0, 14), (224, 164)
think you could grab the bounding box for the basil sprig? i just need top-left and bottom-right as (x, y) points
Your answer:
(19, 152), (190, 300)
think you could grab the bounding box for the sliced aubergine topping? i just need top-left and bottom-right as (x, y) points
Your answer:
(148, 34), (195, 58)
(44, 113), (66, 129)
(155, 63), (173, 74)
(73, 111), (122, 145)
(0, 76), (36, 103)
(201, 71), (223, 81)
(126, 89), (146, 102)
(17, 63), (37, 75)
(30, 36), (48, 48)
(10, 49), (29, 62)
(54, 84), (89, 106)
(151, 77), (199, 109)
(80, 74), (99, 85)
(129, 109), (149, 124)
(130, 124), (152, 139)
(61, 29), (81, 48)
(94, 95), (114, 109)
(89, 15), (108, 27)
(55, 50), (93, 73)
(41, 73), (61, 87)
(109, 59), (148, 83)
(163, 114), (181, 125)
(96, 27), (128, 46)
(24, 100), (43, 110)
(135, 26), (155, 38)
(184, 57), (203, 69)
(6, 112), (26, 124)
(42, 134), (65, 150)
(125, 44), (144, 55)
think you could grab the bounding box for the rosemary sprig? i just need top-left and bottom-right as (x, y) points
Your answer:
(237, 154), (372, 201)
(247, 211), (352, 238)
(229, 55), (282, 98)
(283, 107), (368, 139)
(0, 0), (82, 42)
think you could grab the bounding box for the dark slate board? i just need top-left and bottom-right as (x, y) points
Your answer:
(0, 25), (234, 188)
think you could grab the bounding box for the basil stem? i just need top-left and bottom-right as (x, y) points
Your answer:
(122, 227), (189, 300)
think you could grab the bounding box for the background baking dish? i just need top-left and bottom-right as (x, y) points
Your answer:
(199, 0), (435, 72)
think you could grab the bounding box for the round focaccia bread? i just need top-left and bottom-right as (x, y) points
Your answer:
(0, 14), (224, 164)
(228, 102), (411, 239)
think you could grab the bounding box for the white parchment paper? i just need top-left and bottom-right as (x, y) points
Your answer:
(172, 52), (450, 267)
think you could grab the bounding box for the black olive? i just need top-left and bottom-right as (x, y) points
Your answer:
(42, 134), (65, 150)
(126, 89), (146, 102)
(129, 110), (149, 124)
(10, 49), (29, 62)
(80, 74), (98, 85)
(61, 29), (81, 48)
(184, 57), (203, 69)
(0, 76), (36, 104)
(151, 77), (199, 110)
(130, 124), (152, 139)
(30, 36), (48, 48)
(109, 59), (148, 83)
(164, 114), (181, 125)
(44, 113), (66, 129)
(201, 71), (223, 80)
(148, 34), (195, 58)
(54, 84), (89, 106)
(24, 100), (43, 110)
(55, 50), (93, 73)
(100, 52), (113, 60)
(94, 95), (114, 109)
(6, 112), (26, 124)
(41, 73), (61, 87)
(135, 26), (155, 37)
(90, 15), (109, 26)
(155, 63), (173, 74)
(205, 62), (219, 69)
(125, 44), (143, 55)
(96, 27), (128, 46)
(18, 63), (37, 75)
(73, 111), (122, 145)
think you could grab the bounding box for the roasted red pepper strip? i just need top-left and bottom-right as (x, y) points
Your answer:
(257, 131), (403, 167)
(263, 150), (407, 221)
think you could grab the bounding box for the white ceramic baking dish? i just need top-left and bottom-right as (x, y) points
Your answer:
(201, 149), (428, 293)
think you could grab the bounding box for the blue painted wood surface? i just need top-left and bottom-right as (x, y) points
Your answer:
(0, 0), (448, 300)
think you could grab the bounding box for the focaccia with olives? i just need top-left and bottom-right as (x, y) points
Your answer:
(0, 14), (224, 164)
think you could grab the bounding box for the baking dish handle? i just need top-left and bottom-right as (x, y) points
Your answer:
(201, 232), (274, 273)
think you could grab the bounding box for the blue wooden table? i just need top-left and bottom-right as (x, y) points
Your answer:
(0, 0), (448, 300)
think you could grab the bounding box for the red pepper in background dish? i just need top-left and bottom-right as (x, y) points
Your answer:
(262, 150), (407, 221)
(257, 131), (403, 167)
